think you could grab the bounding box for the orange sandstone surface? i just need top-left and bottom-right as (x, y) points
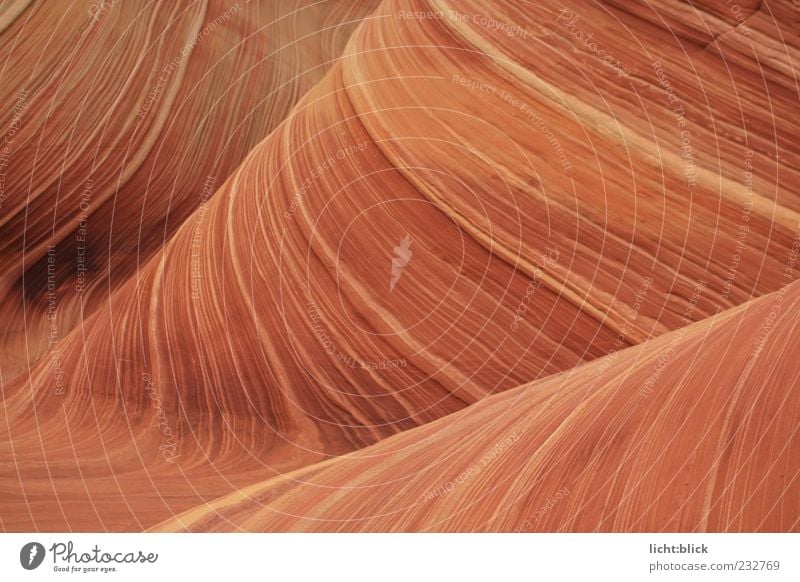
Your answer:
(0, 0), (798, 531)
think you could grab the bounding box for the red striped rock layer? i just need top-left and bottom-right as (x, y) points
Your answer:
(1, 0), (799, 531)
(155, 280), (800, 532)
(0, 0), (379, 376)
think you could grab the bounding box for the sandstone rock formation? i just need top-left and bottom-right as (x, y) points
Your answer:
(1, 0), (797, 532)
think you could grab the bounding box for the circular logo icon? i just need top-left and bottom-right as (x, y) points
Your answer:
(20, 542), (46, 570)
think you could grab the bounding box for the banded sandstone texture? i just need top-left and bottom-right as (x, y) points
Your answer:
(0, 0), (798, 531)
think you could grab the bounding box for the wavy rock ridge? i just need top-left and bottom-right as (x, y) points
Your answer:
(155, 279), (800, 532)
(0, 0), (379, 376)
(0, 0), (798, 532)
